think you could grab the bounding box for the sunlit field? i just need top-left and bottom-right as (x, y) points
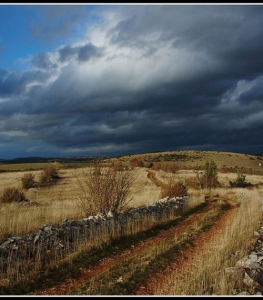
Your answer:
(1, 162), (262, 242)
(0, 152), (263, 295)
(0, 167), (161, 241)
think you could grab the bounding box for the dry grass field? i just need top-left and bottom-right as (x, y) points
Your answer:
(0, 166), (161, 241)
(0, 150), (263, 295)
(116, 150), (263, 171)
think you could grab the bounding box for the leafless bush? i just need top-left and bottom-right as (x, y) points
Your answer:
(111, 160), (126, 171)
(152, 162), (161, 171)
(152, 162), (179, 173)
(78, 160), (137, 215)
(185, 176), (200, 189)
(21, 173), (35, 190)
(130, 157), (144, 168)
(160, 179), (188, 198)
(39, 164), (59, 185)
(0, 187), (29, 203)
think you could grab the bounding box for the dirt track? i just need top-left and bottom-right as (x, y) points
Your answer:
(29, 171), (238, 295)
(147, 169), (169, 188)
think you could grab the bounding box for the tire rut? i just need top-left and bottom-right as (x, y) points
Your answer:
(134, 204), (237, 295)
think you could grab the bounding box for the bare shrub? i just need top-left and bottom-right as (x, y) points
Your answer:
(152, 162), (179, 173)
(130, 157), (144, 168)
(185, 176), (200, 189)
(111, 160), (125, 171)
(152, 163), (161, 171)
(39, 164), (59, 185)
(21, 173), (35, 190)
(166, 162), (180, 173)
(0, 187), (28, 203)
(160, 180), (188, 198)
(78, 160), (137, 215)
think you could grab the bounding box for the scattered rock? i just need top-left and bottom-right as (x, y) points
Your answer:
(116, 276), (123, 283)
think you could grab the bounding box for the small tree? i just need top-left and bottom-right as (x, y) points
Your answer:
(196, 160), (220, 189)
(78, 160), (137, 216)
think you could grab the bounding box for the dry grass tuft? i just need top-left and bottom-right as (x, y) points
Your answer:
(0, 187), (28, 204)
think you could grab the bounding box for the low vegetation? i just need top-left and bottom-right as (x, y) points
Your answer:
(152, 161), (180, 173)
(160, 180), (188, 198)
(39, 163), (59, 185)
(21, 173), (35, 190)
(0, 187), (28, 203)
(229, 170), (253, 188)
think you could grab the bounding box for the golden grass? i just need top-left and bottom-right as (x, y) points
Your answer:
(155, 169), (263, 188)
(1, 164), (261, 241)
(0, 154), (262, 295)
(0, 167), (162, 240)
(113, 150), (263, 175)
(155, 187), (263, 295)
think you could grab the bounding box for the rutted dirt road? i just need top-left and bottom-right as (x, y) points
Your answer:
(147, 169), (169, 188)
(29, 171), (238, 295)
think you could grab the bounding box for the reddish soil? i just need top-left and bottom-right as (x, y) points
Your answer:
(147, 169), (169, 188)
(134, 197), (237, 295)
(29, 171), (238, 295)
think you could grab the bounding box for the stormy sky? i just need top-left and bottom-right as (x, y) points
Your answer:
(1, 4), (263, 159)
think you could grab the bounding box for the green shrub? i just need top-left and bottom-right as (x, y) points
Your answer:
(0, 187), (28, 203)
(196, 160), (220, 189)
(229, 170), (253, 188)
(21, 173), (35, 189)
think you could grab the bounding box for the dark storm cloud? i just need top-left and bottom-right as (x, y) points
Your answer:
(77, 43), (104, 62)
(58, 43), (104, 63)
(2, 5), (263, 158)
(0, 69), (50, 97)
(58, 45), (78, 62)
(29, 5), (91, 44)
(32, 52), (57, 70)
(238, 76), (263, 105)
(111, 5), (263, 79)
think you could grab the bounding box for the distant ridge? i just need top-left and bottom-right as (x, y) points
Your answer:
(0, 156), (99, 164)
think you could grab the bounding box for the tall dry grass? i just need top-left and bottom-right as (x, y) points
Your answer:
(0, 167), (165, 242)
(156, 187), (263, 295)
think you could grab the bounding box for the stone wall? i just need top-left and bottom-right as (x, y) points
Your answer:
(224, 228), (263, 295)
(0, 196), (189, 277)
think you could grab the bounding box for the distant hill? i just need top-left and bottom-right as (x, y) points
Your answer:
(114, 150), (263, 170)
(1, 150), (263, 170)
(0, 156), (98, 164)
